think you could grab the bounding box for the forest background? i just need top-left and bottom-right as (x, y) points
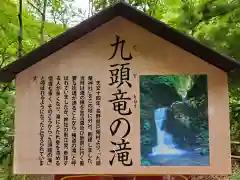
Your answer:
(0, 0), (240, 179)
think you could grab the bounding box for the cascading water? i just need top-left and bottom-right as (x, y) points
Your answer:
(151, 107), (186, 156)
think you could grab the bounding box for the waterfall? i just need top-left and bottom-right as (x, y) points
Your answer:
(151, 107), (186, 156)
(154, 108), (171, 146)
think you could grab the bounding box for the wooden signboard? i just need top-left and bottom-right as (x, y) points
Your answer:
(1, 1), (239, 176)
(13, 19), (230, 174)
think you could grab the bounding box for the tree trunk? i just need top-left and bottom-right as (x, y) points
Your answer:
(18, 0), (23, 58)
(88, 0), (91, 17)
(40, 0), (47, 44)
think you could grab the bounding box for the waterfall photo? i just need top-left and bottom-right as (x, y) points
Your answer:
(140, 74), (209, 166)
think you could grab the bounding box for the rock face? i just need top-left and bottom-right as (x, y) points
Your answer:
(165, 102), (199, 149)
(150, 83), (182, 107)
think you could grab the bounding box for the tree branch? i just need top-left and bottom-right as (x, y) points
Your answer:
(231, 141), (240, 145)
(232, 155), (240, 159)
(27, 0), (43, 16)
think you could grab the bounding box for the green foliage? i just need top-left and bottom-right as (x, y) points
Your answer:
(48, 0), (85, 27)
(229, 87), (240, 141)
(0, 88), (15, 179)
(231, 163), (240, 180)
(140, 75), (194, 99)
(0, 0), (69, 179)
(0, 0), (66, 67)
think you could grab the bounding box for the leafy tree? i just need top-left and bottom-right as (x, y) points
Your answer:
(0, 0), (67, 179)
(50, 0), (86, 27)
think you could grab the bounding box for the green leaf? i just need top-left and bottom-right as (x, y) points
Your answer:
(0, 99), (6, 110)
